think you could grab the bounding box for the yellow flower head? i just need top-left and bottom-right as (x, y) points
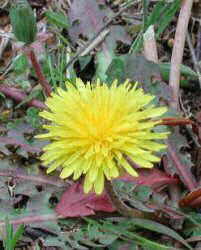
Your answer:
(37, 79), (168, 194)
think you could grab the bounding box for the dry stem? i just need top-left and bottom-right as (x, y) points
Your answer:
(169, 0), (193, 110)
(25, 48), (52, 97)
(105, 179), (157, 219)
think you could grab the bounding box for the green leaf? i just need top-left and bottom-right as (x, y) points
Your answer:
(10, 0), (37, 44)
(99, 234), (118, 245)
(155, 0), (181, 38)
(106, 57), (125, 85)
(10, 224), (24, 249)
(108, 240), (137, 250)
(45, 10), (69, 29)
(12, 54), (28, 75)
(95, 26), (130, 81)
(79, 55), (92, 71)
(106, 54), (159, 87)
(135, 186), (152, 202)
(95, 47), (115, 82)
(145, 1), (167, 30)
(103, 223), (177, 250)
(44, 237), (70, 249)
(159, 62), (197, 87)
(25, 107), (41, 128)
(129, 218), (192, 249)
(130, 0), (181, 52)
(3, 218), (24, 250)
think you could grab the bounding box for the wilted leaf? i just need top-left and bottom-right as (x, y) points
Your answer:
(68, 0), (111, 42)
(118, 168), (179, 190)
(56, 169), (180, 218)
(56, 182), (115, 217)
(0, 158), (64, 236)
(0, 122), (41, 155)
(165, 129), (197, 191)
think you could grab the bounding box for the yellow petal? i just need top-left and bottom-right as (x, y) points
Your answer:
(60, 166), (75, 178)
(120, 158), (138, 177)
(94, 170), (104, 194)
(83, 174), (93, 193)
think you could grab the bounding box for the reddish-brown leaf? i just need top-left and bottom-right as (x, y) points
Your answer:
(119, 169), (179, 190)
(68, 0), (111, 42)
(163, 129), (197, 191)
(56, 169), (179, 217)
(179, 188), (201, 208)
(56, 182), (115, 217)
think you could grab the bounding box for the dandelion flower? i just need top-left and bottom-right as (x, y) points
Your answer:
(37, 79), (168, 194)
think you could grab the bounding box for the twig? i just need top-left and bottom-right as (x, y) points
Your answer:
(25, 48), (52, 97)
(196, 24), (201, 60)
(0, 85), (47, 109)
(142, 24), (183, 208)
(67, 28), (110, 68)
(169, 0), (193, 110)
(186, 32), (201, 88)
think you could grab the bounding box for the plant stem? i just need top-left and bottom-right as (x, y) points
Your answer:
(169, 0), (193, 110)
(25, 48), (52, 97)
(105, 179), (156, 219)
(160, 117), (194, 126)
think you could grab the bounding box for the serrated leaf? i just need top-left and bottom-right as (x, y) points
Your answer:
(0, 121), (41, 155)
(165, 129), (196, 190)
(68, 0), (110, 41)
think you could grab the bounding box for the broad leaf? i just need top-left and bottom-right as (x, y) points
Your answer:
(56, 182), (115, 217)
